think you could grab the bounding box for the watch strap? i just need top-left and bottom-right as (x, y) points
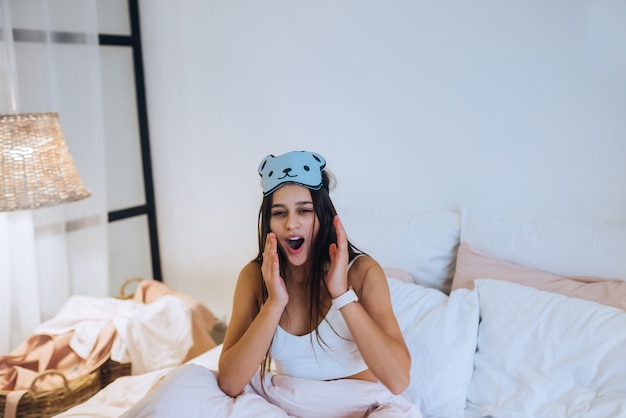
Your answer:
(332, 287), (359, 310)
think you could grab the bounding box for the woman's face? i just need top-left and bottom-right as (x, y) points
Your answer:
(269, 184), (320, 267)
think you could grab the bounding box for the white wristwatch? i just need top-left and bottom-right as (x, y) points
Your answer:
(332, 287), (359, 310)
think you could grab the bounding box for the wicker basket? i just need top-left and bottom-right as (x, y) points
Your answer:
(99, 357), (132, 388)
(117, 277), (145, 300)
(0, 357), (133, 418)
(0, 282), (136, 418)
(0, 369), (101, 418)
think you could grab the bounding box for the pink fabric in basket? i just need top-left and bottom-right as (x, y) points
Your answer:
(452, 242), (626, 310)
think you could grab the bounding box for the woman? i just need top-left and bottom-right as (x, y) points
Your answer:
(218, 151), (416, 415)
(122, 151), (418, 418)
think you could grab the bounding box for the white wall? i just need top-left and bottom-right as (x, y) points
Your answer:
(138, 0), (626, 321)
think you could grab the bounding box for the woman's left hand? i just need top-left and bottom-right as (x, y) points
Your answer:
(326, 215), (350, 298)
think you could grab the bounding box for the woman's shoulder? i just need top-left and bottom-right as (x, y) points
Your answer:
(240, 259), (261, 274)
(239, 260), (262, 282)
(235, 260), (264, 305)
(350, 253), (380, 271)
(348, 254), (385, 287)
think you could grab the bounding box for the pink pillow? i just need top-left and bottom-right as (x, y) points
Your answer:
(452, 242), (626, 310)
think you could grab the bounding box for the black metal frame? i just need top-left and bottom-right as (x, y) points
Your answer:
(99, 0), (162, 281)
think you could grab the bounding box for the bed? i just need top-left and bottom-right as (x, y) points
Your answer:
(53, 205), (626, 418)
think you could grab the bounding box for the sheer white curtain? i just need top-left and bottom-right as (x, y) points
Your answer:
(0, 0), (108, 352)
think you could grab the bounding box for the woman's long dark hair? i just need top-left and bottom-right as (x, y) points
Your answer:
(254, 170), (363, 377)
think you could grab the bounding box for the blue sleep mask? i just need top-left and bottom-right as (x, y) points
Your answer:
(258, 151), (327, 196)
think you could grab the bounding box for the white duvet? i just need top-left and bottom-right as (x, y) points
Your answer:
(55, 278), (626, 418)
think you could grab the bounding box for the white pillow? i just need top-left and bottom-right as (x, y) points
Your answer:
(388, 278), (479, 418)
(466, 279), (626, 417)
(460, 205), (626, 280)
(340, 208), (461, 292)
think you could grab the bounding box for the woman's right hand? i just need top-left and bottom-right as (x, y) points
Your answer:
(261, 232), (289, 308)
(218, 235), (288, 397)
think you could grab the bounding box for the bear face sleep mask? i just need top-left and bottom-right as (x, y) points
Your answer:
(258, 151), (326, 196)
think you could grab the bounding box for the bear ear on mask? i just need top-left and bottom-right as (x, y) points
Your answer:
(258, 151), (326, 196)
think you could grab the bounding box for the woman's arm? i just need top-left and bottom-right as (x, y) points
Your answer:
(341, 260), (411, 394)
(327, 216), (411, 394)
(218, 234), (288, 397)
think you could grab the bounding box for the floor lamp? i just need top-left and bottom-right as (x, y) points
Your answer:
(0, 113), (91, 352)
(0, 0), (91, 351)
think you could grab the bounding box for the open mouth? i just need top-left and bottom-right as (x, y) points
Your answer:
(286, 237), (305, 250)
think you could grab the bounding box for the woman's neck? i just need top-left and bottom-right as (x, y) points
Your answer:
(284, 262), (311, 285)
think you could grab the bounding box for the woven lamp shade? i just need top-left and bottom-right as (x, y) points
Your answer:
(0, 112), (91, 211)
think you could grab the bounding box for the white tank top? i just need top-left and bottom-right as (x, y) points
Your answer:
(269, 256), (368, 381)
